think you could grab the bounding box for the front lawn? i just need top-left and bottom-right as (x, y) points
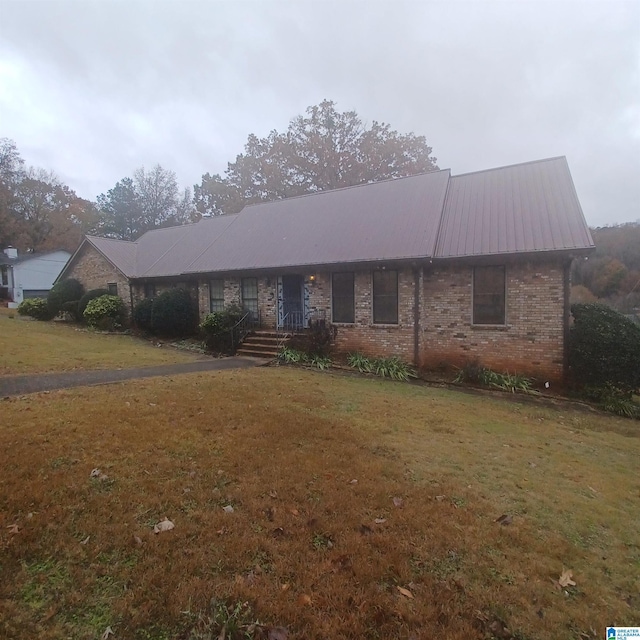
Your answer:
(0, 368), (638, 639)
(0, 307), (201, 375)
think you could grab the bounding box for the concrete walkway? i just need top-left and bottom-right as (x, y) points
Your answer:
(0, 357), (264, 397)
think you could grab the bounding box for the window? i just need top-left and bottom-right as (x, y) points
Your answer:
(107, 282), (118, 296)
(373, 270), (398, 324)
(1, 266), (8, 286)
(242, 277), (258, 318)
(210, 279), (224, 313)
(144, 283), (156, 299)
(332, 272), (354, 323)
(473, 266), (506, 325)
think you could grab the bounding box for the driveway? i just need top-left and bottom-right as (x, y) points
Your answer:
(0, 357), (264, 397)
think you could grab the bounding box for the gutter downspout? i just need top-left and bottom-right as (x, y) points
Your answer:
(129, 282), (135, 319)
(563, 259), (572, 387)
(413, 265), (421, 366)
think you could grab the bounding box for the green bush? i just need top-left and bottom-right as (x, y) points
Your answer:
(47, 278), (84, 317)
(61, 299), (81, 322)
(151, 288), (197, 337)
(133, 298), (154, 331)
(347, 352), (416, 381)
(570, 303), (640, 397)
(78, 288), (109, 319)
(200, 305), (244, 352)
(17, 297), (53, 321)
(83, 294), (128, 330)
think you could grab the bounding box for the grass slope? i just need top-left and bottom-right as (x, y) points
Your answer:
(0, 308), (200, 375)
(0, 368), (638, 639)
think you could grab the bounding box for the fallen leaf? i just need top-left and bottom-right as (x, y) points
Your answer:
(268, 627), (289, 640)
(80, 535), (90, 545)
(289, 508), (299, 517)
(558, 569), (576, 587)
(216, 527), (229, 535)
(396, 586), (414, 599)
(269, 490), (278, 498)
(280, 583), (290, 592)
(374, 518), (387, 524)
(153, 518), (175, 534)
(297, 593), (312, 606)
(272, 527), (286, 538)
(266, 506), (276, 521)
(392, 497), (404, 508)
(348, 479), (358, 485)
(133, 535), (143, 546)
(359, 524), (373, 536)
(495, 514), (513, 526)
(223, 505), (234, 513)
(435, 495), (446, 501)
(101, 626), (115, 640)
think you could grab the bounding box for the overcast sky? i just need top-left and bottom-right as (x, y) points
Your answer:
(1, 0), (638, 227)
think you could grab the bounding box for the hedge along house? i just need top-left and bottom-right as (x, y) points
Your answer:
(59, 157), (594, 382)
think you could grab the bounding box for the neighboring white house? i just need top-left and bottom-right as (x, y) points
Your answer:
(0, 247), (72, 306)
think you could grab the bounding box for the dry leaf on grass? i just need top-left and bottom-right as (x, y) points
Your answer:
(222, 505), (234, 513)
(495, 514), (513, 526)
(90, 468), (109, 481)
(7, 524), (20, 534)
(558, 569), (576, 587)
(153, 518), (175, 534)
(392, 497), (404, 508)
(374, 518), (387, 524)
(80, 535), (90, 545)
(101, 626), (115, 639)
(297, 593), (312, 606)
(133, 535), (143, 546)
(396, 586), (414, 599)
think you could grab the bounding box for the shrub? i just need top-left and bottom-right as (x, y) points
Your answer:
(47, 278), (85, 317)
(17, 298), (53, 321)
(347, 352), (416, 381)
(570, 303), (640, 397)
(200, 305), (244, 352)
(61, 299), (81, 322)
(288, 319), (337, 357)
(454, 361), (535, 393)
(78, 288), (110, 319)
(151, 288), (197, 337)
(83, 294), (128, 330)
(133, 298), (154, 331)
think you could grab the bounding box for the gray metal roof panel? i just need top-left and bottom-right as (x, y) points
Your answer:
(184, 171), (450, 273)
(435, 157), (594, 258)
(86, 236), (138, 277)
(135, 215), (238, 277)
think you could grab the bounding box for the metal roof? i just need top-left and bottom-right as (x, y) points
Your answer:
(78, 157), (594, 278)
(86, 236), (138, 277)
(184, 170), (451, 273)
(435, 157), (594, 258)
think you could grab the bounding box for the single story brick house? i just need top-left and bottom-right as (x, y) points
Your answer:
(59, 157), (594, 382)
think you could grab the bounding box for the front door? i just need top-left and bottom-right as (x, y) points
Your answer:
(280, 275), (304, 329)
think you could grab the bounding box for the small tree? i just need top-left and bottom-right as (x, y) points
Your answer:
(47, 278), (85, 317)
(151, 288), (196, 337)
(17, 298), (53, 321)
(569, 303), (640, 397)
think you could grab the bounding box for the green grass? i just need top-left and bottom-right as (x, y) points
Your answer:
(0, 367), (638, 638)
(0, 307), (202, 375)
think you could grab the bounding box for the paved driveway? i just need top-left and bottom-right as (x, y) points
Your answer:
(0, 357), (263, 397)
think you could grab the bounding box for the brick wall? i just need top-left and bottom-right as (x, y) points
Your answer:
(65, 244), (131, 307)
(420, 261), (566, 382)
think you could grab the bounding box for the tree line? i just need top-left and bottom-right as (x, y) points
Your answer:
(0, 100), (437, 251)
(572, 223), (640, 314)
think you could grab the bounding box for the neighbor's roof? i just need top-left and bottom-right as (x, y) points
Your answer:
(0, 249), (71, 266)
(435, 157), (594, 258)
(76, 156), (594, 278)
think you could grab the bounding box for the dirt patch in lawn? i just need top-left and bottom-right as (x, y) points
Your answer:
(0, 368), (638, 639)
